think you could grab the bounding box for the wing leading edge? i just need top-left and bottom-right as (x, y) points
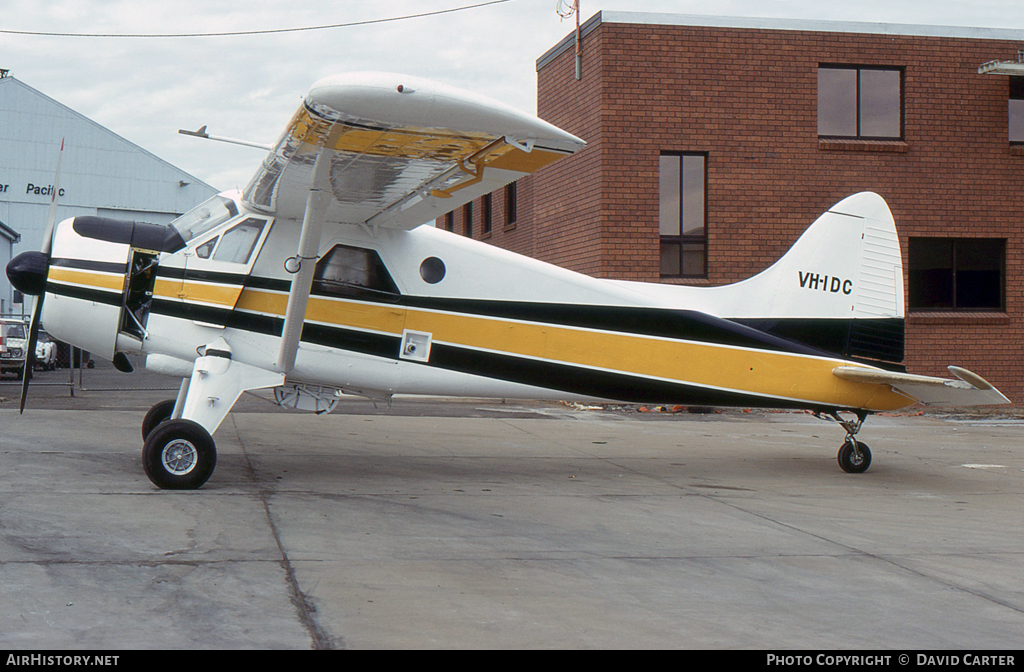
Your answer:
(242, 72), (585, 229)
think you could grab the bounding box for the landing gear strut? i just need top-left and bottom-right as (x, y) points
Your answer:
(819, 410), (872, 474)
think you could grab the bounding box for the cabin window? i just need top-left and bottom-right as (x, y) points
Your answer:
(659, 153), (706, 278)
(818, 66), (903, 139)
(1009, 77), (1024, 143)
(213, 218), (267, 264)
(908, 238), (1005, 311)
(312, 245), (400, 300)
(195, 237), (217, 259)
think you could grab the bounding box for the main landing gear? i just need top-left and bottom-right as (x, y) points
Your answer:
(136, 340), (283, 490)
(819, 410), (872, 474)
(141, 399), (217, 490)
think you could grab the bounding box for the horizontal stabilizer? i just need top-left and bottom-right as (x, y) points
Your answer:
(833, 365), (1010, 407)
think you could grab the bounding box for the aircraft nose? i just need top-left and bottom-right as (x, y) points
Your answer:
(6, 251), (49, 296)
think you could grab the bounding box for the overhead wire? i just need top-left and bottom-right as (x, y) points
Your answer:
(0, 0), (515, 38)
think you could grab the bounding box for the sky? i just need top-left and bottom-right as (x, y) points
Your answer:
(4, 0), (1024, 191)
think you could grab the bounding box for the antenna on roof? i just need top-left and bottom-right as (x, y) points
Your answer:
(556, 1), (581, 81)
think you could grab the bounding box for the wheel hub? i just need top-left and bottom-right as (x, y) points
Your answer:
(162, 439), (198, 475)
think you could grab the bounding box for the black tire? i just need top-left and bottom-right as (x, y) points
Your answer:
(142, 419), (217, 490)
(837, 439), (872, 474)
(142, 399), (177, 440)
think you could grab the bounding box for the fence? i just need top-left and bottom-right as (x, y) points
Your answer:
(0, 345), (179, 396)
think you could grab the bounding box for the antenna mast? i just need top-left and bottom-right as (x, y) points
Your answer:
(556, 1), (581, 80)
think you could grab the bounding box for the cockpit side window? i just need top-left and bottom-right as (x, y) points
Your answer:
(170, 195), (238, 243)
(213, 218), (266, 264)
(196, 237), (218, 259)
(312, 245), (400, 301)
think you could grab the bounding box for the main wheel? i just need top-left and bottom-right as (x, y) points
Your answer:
(142, 399), (177, 440)
(142, 419), (217, 490)
(837, 439), (872, 474)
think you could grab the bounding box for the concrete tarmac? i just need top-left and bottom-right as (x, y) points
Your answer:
(1, 373), (1022, 649)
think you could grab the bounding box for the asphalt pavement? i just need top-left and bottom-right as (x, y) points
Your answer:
(1, 363), (1022, 649)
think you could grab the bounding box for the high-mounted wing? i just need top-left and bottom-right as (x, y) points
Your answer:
(242, 72), (585, 229)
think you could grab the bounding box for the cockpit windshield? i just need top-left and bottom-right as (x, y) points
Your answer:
(169, 195), (239, 243)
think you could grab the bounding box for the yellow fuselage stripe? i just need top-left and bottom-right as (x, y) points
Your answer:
(48, 267), (125, 293)
(63, 272), (909, 411)
(226, 286), (910, 411)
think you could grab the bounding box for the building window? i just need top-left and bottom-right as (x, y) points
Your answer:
(908, 238), (1005, 311)
(505, 182), (517, 228)
(482, 193), (492, 235)
(818, 66), (903, 139)
(659, 153), (706, 278)
(1009, 77), (1024, 143)
(463, 202), (473, 237)
(444, 211), (454, 232)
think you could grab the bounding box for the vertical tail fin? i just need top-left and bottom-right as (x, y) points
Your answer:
(723, 192), (904, 364)
(611, 192), (905, 365)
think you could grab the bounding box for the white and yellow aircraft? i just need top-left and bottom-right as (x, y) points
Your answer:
(6, 72), (1010, 489)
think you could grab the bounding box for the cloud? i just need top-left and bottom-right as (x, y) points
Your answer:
(4, 0), (1024, 190)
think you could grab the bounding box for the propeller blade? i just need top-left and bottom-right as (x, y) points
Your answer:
(19, 294), (43, 414)
(41, 137), (65, 256)
(19, 138), (64, 413)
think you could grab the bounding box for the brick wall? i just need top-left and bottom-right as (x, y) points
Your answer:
(440, 18), (1024, 403)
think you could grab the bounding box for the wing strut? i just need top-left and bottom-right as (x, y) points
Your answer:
(275, 149), (331, 373)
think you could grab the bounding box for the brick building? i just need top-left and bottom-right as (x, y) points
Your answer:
(440, 12), (1024, 403)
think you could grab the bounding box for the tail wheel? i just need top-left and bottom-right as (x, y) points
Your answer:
(837, 439), (872, 474)
(142, 419), (217, 490)
(142, 399), (177, 440)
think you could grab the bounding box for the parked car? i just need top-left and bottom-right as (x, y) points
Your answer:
(35, 330), (57, 371)
(0, 318), (28, 380)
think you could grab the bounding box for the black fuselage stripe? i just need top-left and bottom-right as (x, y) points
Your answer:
(46, 281), (122, 307)
(45, 282), (830, 408)
(150, 299), (283, 336)
(55, 261), (890, 359)
(51, 258), (127, 274)
(155, 267), (291, 292)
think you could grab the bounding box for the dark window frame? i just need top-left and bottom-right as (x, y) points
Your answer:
(482, 193), (493, 236)
(659, 151), (708, 279)
(818, 64), (905, 141)
(1009, 77), (1024, 144)
(312, 244), (401, 302)
(907, 237), (1006, 312)
(444, 211), (454, 232)
(463, 202), (473, 238)
(505, 182), (518, 229)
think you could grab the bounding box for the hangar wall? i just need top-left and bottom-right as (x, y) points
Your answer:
(0, 74), (218, 314)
